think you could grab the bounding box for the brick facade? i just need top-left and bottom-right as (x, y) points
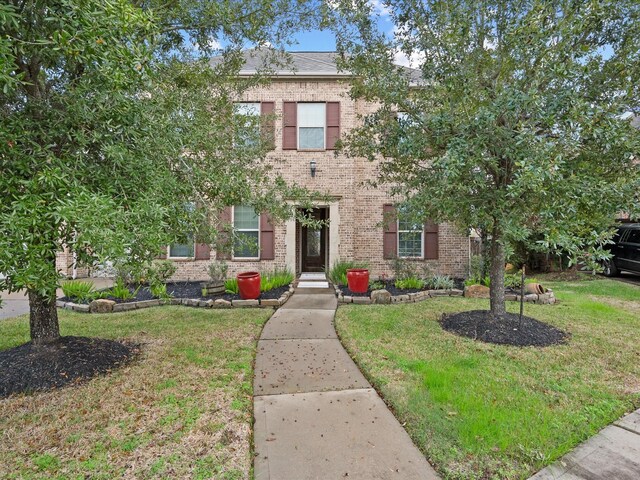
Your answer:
(58, 75), (470, 281)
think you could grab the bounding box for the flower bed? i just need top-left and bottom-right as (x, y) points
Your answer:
(57, 281), (294, 313)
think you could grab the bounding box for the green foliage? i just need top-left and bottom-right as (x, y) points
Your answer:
(148, 261), (177, 284)
(504, 273), (523, 290)
(108, 279), (137, 301)
(394, 277), (425, 290)
(334, 0), (640, 313)
(326, 260), (368, 286)
(390, 257), (431, 281)
(207, 261), (229, 283)
(369, 280), (385, 290)
(260, 268), (293, 292)
(426, 274), (454, 290)
(149, 283), (171, 300)
(61, 280), (96, 302)
(224, 279), (239, 295)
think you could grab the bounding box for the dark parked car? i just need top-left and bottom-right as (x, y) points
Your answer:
(603, 223), (640, 276)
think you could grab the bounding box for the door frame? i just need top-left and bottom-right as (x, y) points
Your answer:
(299, 207), (329, 272)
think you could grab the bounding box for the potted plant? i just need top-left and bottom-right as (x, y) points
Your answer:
(202, 261), (228, 296)
(347, 268), (369, 293)
(237, 271), (261, 300)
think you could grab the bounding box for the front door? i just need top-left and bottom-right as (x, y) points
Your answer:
(301, 208), (327, 272)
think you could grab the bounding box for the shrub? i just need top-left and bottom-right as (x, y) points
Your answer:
(326, 260), (368, 286)
(148, 260), (177, 283)
(394, 277), (425, 290)
(108, 279), (138, 300)
(369, 280), (385, 290)
(207, 261), (228, 283)
(149, 282), (171, 299)
(224, 278), (239, 294)
(427, 274), (454, 290)
(504, 273), (524, 290)
(61, 280), (96, 302)
(260, 268), (293, 292)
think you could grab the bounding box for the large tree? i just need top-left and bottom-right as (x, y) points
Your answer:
(0, 0), (322, 344)
(333, 0), (640, 316)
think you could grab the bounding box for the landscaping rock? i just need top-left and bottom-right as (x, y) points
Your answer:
(261, 299), (280, 307)
(232, 299), (259, 307)
(342, 296), (353, 304)
(464, 285), (490, 298)
(370, 289), (391, 304)
(431, 290), (450, 296)
(524, 294), (539, 302)
(135, 299), (161, 309)
(71, 303), (90, 313)
(352, 296), (372, 305)
(392, 294), (410, 303)
(182, 298), (200, 307)
(214, 299), (232, 308)
(56, 300), (67, 308)
(113, 303), (136, 313)
(198, 300), (215, 308)
(170, 298), (182, 305)
(415, 291), (431, 301)
(505, 293), (518, 301)
(89, 299), (116, 314)
(450, 289), (464, 296)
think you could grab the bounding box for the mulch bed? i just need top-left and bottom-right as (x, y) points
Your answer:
(59, 282), (289, 304)
(337, 278), (465, 297)
(0, 336), (140, 398)
(441, 310), (568, 347)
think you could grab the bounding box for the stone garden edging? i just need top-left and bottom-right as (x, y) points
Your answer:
(56, 285), (295, 314)
(334, 285), (556, 305)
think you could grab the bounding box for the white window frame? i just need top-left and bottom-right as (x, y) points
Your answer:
(233, 102), (261, 147)
(232, 205), (261, 260)
(297, 102), (326, 150)
(397, 219), (424, 259)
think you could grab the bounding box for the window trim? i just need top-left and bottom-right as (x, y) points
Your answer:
(232, 205), (261, 260)
(397, 219), (424, 259)
(297, 102), (326, 151)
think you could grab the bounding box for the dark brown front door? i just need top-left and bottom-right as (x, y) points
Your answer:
(301, 208), (327, 272)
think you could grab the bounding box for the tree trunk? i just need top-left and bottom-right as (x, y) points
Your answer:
(488, 237), (506, 317)
(28, 289), (60, 345)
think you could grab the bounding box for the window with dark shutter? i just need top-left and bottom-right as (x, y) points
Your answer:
(260, 214), (275, 260)
(383, 204), (398, 259)
(326, 102), (340, 150)
(283, 102), (297, 150)
(424, 221), (439, 260)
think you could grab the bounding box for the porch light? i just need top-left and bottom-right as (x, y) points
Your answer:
(310, 159), (317, 178)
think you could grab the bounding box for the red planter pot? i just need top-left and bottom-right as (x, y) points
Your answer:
(346, 268), (369, 293)
(237, 271), (261, 300)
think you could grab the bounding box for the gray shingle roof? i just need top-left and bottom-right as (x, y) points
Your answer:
(209, 49), (423, 84)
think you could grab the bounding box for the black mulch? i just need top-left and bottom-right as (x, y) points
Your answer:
(59, 282), (290, 304)
(441, 310), (569, 347)
(337, 278), (465, 297)
(0, 336), (140, 398)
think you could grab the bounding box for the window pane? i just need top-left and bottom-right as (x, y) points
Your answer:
(234, 103), (260, 116)
(398, 232), (422, 258)
(170, 243), (194, 257)
(307, 229), (321, 257)
(298, 103), (325, 127)
(234, 231), (259, 258)
(299, 127), (324, 149)
(234, 205), (259, 229)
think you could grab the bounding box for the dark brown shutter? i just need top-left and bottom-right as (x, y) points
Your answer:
(194, 243), (210, 260)
(326, 102), (340, 150)
(261, 102), (275, 150)
(424, 221), (439, 260)
(383, 204), (398, 259)
(260, 213), (275, 260)
(283, 101), (297, 150)
(217, 207), (232, 260)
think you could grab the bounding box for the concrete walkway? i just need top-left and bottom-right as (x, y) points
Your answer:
(530, 409), (640, 479)
(0, 278), (114, 320)
(253, 273), (439, 480)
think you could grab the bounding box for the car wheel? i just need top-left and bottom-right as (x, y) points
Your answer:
(603, 260), (619, 277)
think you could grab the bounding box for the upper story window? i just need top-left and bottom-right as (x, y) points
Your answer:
(283, 101), (340, 151)
(234, 102), (261, 147)
(298, 103), (326, 149)
(233, 205), (260, 259)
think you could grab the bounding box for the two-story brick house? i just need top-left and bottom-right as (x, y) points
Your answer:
(57, 51), (471, 280)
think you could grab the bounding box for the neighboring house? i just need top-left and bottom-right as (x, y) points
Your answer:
(56, 51), (471, 280)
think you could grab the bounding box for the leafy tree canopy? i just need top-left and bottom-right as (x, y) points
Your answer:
(333, 0), (640, 315)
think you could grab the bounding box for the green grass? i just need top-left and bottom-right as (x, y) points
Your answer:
(335, 278), (640, 479)
(0, 306), (271, 479)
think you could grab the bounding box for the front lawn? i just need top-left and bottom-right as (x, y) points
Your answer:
(0, 306), (270, 479)
(335, 278), (640, 479)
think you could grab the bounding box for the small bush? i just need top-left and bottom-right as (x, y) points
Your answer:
(61, 280), (96, 302)
(504, 273), (523, 290)
(208, 261), (228, 283)
(427, 274), (454, 290)
(260, 268), (293, 292)
(369, 280), (385, 290)
(149, 282), (171, 299)
(326, 260), (368, 286)
(394, 277), (425, 290)
(148, 260), (177, 283)
(108, 279), (138, 300)
(224, 278), (239, 294)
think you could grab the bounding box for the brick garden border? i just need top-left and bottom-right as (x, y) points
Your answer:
(335, 285), (556, 305)
(56, 285), (295, 314)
